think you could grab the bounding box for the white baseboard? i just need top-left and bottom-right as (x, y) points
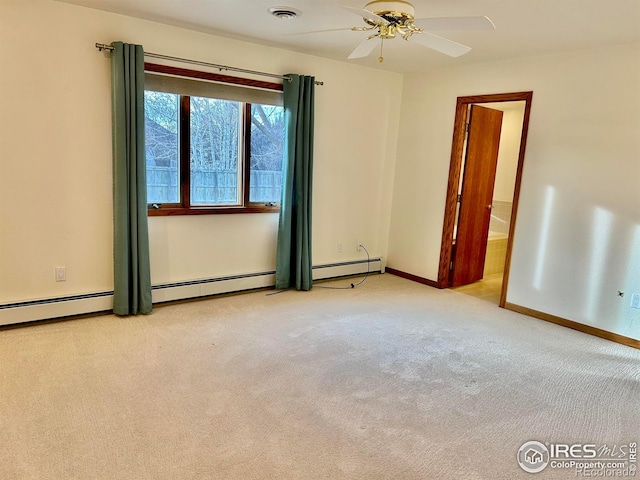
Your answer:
(151, 271), (277, 304)
(313, 257), (382, 281)
(0, 293), (114, 327)
(0, 258), (381, 327)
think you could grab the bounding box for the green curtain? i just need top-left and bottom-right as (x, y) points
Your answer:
(110, 42), (152, 315)
(275, 74), (315, 291)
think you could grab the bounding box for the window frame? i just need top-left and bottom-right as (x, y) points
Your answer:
(144, 63), (284, 216)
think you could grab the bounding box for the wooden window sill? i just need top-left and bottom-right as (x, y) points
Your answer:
(148, 206), (280, 216)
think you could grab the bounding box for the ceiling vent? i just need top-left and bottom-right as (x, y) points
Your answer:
(268, 7), (301, 20)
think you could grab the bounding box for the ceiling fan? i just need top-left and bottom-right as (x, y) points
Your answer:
(312, 0), (495, 62)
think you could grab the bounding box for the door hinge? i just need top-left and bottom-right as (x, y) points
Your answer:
(465, 122), (470, 133)
(457, 194), (462, 203)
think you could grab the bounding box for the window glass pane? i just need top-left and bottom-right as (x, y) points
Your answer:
(190, 97), (240, 206)
(249, 104), (284, 204)
(145, 91), (180, 204)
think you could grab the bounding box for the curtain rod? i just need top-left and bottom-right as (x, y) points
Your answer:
(95, 43), (324, 86)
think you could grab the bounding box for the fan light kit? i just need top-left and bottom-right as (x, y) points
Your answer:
(294, 0), (495, 63)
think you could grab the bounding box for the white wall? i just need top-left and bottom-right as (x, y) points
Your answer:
(388, 43), (640, 340)
(0, 1), (402, 312)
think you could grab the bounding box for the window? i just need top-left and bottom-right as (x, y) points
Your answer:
(144, 64), (284, 215)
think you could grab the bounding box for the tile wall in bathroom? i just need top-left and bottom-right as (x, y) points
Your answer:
(488, 200), (512, 235)
(484, 201), (512, 276)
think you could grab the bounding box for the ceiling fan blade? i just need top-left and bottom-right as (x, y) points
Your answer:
(410, 32), (472, 57)
(340, 5), (389, 25)
(414, 16), (496, 31)
(347, 37), (379, 59)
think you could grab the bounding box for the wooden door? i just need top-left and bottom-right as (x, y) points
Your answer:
(451, 105), (503, 287)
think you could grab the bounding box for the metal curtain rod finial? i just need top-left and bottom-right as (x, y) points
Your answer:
(94, 43), (324, 85)
(95, 43), (114, 52)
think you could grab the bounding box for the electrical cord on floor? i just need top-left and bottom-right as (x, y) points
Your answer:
(315, 244), (370, 290)
(266, 288), (289, 296)
(266, 244), (371, 295)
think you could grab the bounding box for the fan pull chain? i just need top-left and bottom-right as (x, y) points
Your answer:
(379, 38), (384, 63)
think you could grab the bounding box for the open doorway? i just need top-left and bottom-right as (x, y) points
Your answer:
(437, 92), (534, 307)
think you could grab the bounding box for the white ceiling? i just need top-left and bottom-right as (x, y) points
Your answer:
(56, 0), (640, 73)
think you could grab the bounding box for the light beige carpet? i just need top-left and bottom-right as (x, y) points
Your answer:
(0, 274), (638, 479)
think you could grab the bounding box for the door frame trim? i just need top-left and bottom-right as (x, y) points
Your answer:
(436, 91), (534, 307)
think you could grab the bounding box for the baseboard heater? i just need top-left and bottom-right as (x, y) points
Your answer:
(0, 258), (382, 327)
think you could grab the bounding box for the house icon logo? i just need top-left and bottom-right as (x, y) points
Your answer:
(526, 449), (543, 464)
(517, 441), (550, 473)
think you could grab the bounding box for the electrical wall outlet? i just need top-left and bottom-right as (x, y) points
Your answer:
(55, 266), (66, 282)
(356, 240), (362, 251)
(631, 293), (640, 309)
(337, 242), (343, 253)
